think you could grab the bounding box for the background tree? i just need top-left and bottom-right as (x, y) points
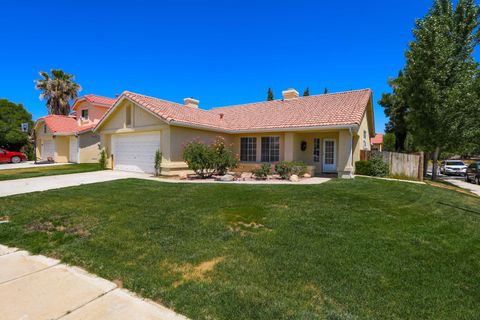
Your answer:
(378, 73), (409, 152)
(383, 133), (396, 152)
(402, 0), (480, 180)
(267, 88), (274, 101)
(303, 88), (310, 96)
(35, 69), (81, 115)
(0, 99), (33, 152)
(324, 88), (328, 94)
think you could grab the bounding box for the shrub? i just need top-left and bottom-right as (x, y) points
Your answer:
(183, 137), (238, 178)
(355, 160), (372, 175)
(251, 163), (271, 180)
(154, 150), (162, 176)
(369, 153), (390, 177)
(291, 161), (308, 176)
(211, 137), (238, 175)
(355, 154), (389, 177)
(183, 140), (216, 178)
(99, 150), (107, 170)
(274, 161), (307, 179)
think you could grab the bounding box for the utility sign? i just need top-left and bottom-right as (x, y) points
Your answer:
(21, 123), (29, 132)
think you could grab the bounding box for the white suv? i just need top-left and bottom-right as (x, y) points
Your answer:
(440, 160), (467, 176)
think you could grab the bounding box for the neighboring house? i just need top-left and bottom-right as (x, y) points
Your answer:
(94, 88), (374, 178)
(33, 94), (115, 163)
(371, 133), (384, 151)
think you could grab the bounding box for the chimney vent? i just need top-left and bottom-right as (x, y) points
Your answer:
(184, 97), (199, 108)
(282, 88), (299, 100)
(219, 113), (224, 119)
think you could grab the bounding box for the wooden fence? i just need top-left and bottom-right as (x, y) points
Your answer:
(360, 150), (424, 181)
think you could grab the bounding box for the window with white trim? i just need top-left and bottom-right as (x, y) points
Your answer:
(313, 138), (321, 162)
(261, 136), (280, 162)
(240, 137), (256, 162)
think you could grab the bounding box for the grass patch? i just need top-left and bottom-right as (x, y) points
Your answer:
(0, 163), (101, 181)
(0, 177), (479, 319)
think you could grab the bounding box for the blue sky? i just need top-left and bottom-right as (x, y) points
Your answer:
(1, 0), (472, 132)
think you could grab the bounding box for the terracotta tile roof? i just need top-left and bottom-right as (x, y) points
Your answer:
(371, 133), (384, 144)
(38, 115), (97, 134)
(73, 94), (116, 109)
(100, 89), (372, 132)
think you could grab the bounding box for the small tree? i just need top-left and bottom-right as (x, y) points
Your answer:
(98, 150), (107, 170)
(267, 88), (274, 101)
(154, 150), (162, 176)
(324, 88), (328, 94)
(303, 88), (310, 96)
(183, 140), (216, 178)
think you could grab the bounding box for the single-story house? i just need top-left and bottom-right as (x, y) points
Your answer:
(94, 88), (374, 178)
(34, 94), (115, 163)
(371, 133), (384, 151)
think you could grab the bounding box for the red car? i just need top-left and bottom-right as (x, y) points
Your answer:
(0, 148), (27, 163)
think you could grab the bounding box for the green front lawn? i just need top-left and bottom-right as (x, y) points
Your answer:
(0, 178), (479, 319)
(0, 163), (101, 181)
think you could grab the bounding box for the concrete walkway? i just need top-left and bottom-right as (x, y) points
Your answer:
(0, 161), (72, 170)
(0, 171), (151, 197)
(0, 244), (187, 320)
(442, 177), (480, 196)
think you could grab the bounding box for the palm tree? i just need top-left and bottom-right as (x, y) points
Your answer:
(35, 69), (81, 115)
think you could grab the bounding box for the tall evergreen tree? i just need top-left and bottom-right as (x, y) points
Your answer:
(303, 88), (310, 96)
(401, 0), (480, 180)
(267, 88), (274, 101)
(378, 72), (409, 152)
(35, 69), (82, 115)
(324, 88), (328, 94)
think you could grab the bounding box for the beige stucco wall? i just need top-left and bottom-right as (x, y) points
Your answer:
(170, 126), (232, 162)
(75, 101), (109, 126)
(79, 132), (101, 163)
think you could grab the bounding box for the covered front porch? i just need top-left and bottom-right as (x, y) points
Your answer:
(232, 129), (356, 178)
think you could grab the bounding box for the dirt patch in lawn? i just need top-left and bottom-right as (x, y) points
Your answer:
(173, 256), (226, 287)
(26, 220), (91, 237)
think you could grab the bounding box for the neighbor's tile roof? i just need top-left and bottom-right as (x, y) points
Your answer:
(118, 89), (372, 132)
(73, 94), (116, 109)
(39, 115), (80, 134)
(371, 133), (384, 144)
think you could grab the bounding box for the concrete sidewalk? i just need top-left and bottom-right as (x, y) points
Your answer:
(0, 244), (187, 320)
(0, 170), (151, 197)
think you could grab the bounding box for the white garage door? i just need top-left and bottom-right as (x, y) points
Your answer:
(69, 137), (78, 163)
(113, 132), (160, 173)
(41, 140), (55, 161)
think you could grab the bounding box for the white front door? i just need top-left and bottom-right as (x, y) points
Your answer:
(41, 140), (55, 161)
(323, 139), (336, 173)
(112, 132), (161, 174)
(69, 137), (78, 163)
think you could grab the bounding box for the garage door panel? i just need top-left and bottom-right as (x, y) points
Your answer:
(42, 140), (55, 161)
(113, 133), (160, 174)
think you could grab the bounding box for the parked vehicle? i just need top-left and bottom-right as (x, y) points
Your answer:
(465, 162), (480, 185)
(439, 160), (467, 176)
(0, 148), (27, 163)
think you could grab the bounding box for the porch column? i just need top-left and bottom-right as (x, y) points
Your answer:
(284, 132), (295, 161)
(338, 129), (354, 179)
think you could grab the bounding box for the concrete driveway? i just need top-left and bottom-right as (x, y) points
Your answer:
(0, 161), (71, 170)
(0, 245), (187, 319)
(0, 170), (151, 197)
